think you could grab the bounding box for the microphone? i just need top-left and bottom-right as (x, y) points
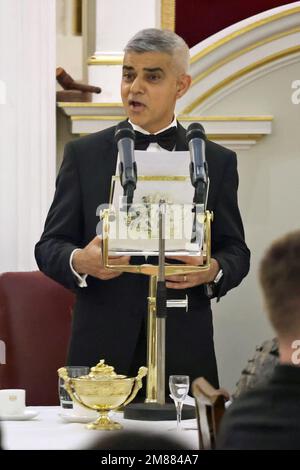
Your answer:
(186, 122), (208, 206)
(114, 121), (137, 208)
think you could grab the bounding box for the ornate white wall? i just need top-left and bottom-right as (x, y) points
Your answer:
(0, 0), (56, 271)
(159, 2), (300, 392)
(210, 58), (300, 392)
(181, 3), (300, 114)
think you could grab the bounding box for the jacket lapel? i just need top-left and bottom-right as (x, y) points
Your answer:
(175, 121), (188, 151)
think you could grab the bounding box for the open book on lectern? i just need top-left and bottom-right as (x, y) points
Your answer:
(107, 149), (204, 256)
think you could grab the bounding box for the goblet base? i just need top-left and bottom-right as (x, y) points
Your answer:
(86, 413), (122, 430)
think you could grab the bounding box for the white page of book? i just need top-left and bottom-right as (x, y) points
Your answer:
(106, 150), (204, 256)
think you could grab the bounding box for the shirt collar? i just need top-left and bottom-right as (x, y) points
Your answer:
(128, 115), (177, 135)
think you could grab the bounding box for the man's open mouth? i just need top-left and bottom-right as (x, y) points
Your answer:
(128, 100), (146, 110)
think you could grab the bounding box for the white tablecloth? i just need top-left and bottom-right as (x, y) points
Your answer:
(1, 406), (199, 450)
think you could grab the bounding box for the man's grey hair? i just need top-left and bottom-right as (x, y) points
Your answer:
(124, 28), (190, 74)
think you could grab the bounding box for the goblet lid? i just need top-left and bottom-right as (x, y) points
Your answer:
(78, 359), (127, 381)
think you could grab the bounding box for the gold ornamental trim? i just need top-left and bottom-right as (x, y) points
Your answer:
(161, 0), (176, 31)
(183, 45), (300, 113)
(69, 114), (273, 137)
(72, 0), (82, 36)
(207, 134), (265, 141)
(113, 175), (188, 182)
(71, 114), (273, 122)
(82, 133), (265, 142)
(192, 26), (300, 87)
(190, 5), (300, 64)
(71, 115), (125, 121)
(87, 55), (123, 65)
(178, 115), (273, 122)
(58, 102), (123, 108)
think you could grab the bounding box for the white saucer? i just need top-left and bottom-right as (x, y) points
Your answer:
(59, 412), (97, 423)
(0, 409), (39, 421)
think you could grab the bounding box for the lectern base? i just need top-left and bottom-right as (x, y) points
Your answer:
(124, 402), (195, 421)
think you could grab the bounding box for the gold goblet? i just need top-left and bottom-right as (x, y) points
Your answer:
(58, 359), (147, 430)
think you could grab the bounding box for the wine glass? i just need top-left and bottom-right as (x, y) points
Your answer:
(169, 375), (190, 430)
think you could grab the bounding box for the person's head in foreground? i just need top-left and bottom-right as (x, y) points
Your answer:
(259, 230), (300, 363)
(90, 429), (190, 450)
(217, 230), (300, 450)
(121, 28), (191, 133)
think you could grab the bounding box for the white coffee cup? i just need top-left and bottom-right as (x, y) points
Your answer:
(0, 389), (26, 416)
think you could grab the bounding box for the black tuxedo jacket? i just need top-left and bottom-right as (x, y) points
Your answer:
(35, 121), (250, 386)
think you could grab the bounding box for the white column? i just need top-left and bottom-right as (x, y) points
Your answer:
(95, 0), (159, 53)
(0, 0), (56, 272)
(88, 0), (160, 102)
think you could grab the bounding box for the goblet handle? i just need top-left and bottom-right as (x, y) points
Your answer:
(57, 367), (92, 411)
(123, 366), (148, 407)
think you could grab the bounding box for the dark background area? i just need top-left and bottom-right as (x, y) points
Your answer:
(175, 0), (296, 47)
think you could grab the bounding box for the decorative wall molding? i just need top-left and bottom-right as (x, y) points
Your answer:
(58, 103), (272, 151)
(191, 49), (300, 114)
(184, 45), (300, 114)
(57, 102), (124, 116)
(60, 4), (300, 150)
(190, 3), (300, 65)
(191, 26), (300, 88)
(161, 0), (176, 31)
(87, 54), (123, 65)
(179, 3), (300, 114)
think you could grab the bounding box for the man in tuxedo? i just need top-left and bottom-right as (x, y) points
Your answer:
(35, 28), (250, 389)
(217, 230), (300, 450)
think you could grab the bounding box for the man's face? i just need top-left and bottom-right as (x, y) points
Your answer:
(121, 51), (191, 133)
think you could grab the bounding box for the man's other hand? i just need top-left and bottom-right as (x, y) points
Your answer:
(165, 255), (219, 289)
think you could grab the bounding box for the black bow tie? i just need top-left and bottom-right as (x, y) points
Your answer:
(134, 126), (177, 151)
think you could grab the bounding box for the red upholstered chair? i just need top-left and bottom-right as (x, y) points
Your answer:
(0, 272), (74, 405)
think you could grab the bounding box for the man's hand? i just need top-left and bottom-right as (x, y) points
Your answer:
(72, 236), (131, 281)
(165, 255), (220, 289)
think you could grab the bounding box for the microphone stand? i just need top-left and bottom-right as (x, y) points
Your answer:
(123, 201), (194, 420)
(119, 166), (137, 212)
(154, 201), (167, 404)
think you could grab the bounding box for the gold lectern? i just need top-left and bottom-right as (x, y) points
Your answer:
(100, 198), (213, 420)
